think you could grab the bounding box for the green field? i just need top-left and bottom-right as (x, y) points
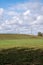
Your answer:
(0, 34), (43, 65)
(0, 34), (43, 49)
(0, 39), (43, 49)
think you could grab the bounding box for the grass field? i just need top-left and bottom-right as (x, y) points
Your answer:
(0, 34), (43, 49)
(0, 34), (43, 65)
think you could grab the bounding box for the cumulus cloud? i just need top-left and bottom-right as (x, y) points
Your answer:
(32, 15), (43, 25)
(0, 1), (43, 34)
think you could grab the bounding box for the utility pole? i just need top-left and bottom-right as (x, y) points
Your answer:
(31, 26), (32, 35)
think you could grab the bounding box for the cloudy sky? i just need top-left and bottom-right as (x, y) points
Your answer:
(0, 0), (43, 34)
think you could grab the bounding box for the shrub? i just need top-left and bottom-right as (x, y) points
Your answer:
(38, 32), (42, 36)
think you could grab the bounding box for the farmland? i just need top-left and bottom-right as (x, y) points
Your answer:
(0, 34), (43, 49)
(0, 38), (43, 49)
(0, 34), (43, 65)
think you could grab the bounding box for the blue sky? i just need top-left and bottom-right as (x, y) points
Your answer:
(0, 0), (43, 34)
(0, 0), (29, 8)
(0, 0), (43, 8)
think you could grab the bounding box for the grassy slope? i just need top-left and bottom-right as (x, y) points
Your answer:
(0, 34), (43, 49)
(0, 34), (42, 39)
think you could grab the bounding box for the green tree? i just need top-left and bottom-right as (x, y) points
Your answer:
(38, 32), (42, 36)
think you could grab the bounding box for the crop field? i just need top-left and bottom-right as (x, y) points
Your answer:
(0, 34), (43, 65)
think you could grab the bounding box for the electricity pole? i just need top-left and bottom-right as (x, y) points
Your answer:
(31, 26), (32, 35)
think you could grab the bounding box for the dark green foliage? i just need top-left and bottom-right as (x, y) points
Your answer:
(38, 32), (42, 36)
(0, 48), (43, 65)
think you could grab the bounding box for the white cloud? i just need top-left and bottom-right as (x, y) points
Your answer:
(37, 16), (41, 20)
(0, 8), (4, 15)
(23, 10), (30, 15)
(0, 1), (43, 34)
(18, 20), (23, 24)
(37, 15), (43, 20)
(7, 11), (18, 16)
(0, 26), (2, 30)
(7, 11), (15, 16)
(32, 15), (43, 25)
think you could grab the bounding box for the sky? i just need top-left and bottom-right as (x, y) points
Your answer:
(0, 0), (43, 34)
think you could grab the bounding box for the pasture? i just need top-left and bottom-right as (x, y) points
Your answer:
(0, 34), (43, 49)
(0, 38), (43, 49)
(0, 34), (43, 65)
